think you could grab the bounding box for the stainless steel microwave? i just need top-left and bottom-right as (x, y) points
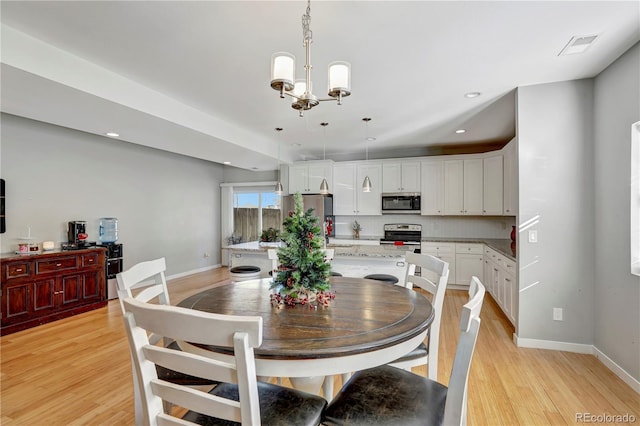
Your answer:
(381, 193), (421, 214)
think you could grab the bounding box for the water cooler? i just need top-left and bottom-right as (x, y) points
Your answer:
(98, 218), (123, 299)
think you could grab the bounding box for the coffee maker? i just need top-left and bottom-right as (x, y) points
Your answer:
(67, 221), (95, 248)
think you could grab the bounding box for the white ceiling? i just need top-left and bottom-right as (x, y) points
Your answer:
(1, 1), (638, 171)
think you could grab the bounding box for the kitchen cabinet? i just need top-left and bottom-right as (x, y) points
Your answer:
(333, 162), (382, 215)
(1, 248), (107, 335)
(421, 242), (456, 284)
(484, 246), (517, 325)
(455, 243), (484, 286)
(288, 161), (333, 194)
(420, 160), (444, 215)
(443, 159), (483, 215)
(502, 139), (518, 215)
(483, 154), (503, 215)
(382, 161), (421, 193)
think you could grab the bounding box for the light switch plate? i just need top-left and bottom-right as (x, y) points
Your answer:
(528, 230), (538, 243)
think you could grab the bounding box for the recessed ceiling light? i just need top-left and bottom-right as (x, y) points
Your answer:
(105, 132), (120, 137)
(455, 129), (466, 134)
(366, 137), (376, 141)
(559, 34), (598, 56)
(292, 143), (302, 147)
(223, 161), (231, 165)
(464, 92), (481, 98)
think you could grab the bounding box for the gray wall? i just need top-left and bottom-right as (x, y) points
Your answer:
(517, 43), (640, 383)
(593, 43), (640, 380)
(1, 113), (224, 277)
(517, 80), (596, 344)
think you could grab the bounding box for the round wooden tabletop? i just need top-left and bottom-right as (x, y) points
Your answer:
(178, 277), (433, 361)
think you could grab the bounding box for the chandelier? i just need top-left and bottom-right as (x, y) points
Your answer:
(270, 0), (351, 117)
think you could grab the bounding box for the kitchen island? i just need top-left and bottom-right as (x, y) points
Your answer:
(225, 238), (410, 286)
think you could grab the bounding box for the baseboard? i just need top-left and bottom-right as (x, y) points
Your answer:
(513, 333), (640, 394)
(593, 347), (640, 394)
(166, 263), (222, 280)
(513, 335), (594, 354)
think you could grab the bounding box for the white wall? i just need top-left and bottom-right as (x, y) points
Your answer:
(516, 80), (596, 345)
(593, 43), (640, 381)
(0, 114), (224, 277)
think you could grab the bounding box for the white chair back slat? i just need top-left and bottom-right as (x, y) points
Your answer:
(142, 346), (237, 384)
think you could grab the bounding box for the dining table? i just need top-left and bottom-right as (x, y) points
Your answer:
(177, 276), (434, 398)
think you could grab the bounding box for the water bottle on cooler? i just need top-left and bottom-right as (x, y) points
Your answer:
(99, 217), (118, 243)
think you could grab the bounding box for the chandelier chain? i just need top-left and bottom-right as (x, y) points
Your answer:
(302, 0), (312, 43)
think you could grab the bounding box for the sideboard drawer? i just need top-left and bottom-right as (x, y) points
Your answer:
(6, 262), (30, 279)
(36, 257), (78, 274)
(82, 253), (100, 267)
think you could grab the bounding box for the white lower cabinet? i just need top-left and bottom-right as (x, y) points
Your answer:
(421, 242), (456, 285)
(455, 243), (484, 286)
(484, 246), (517, 325)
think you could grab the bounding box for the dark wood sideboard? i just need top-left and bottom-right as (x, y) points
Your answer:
(1, 247), (107, 336)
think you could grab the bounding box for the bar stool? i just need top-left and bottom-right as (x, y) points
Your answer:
(229, 265), (261, 282)
(363, 273), (399, 285)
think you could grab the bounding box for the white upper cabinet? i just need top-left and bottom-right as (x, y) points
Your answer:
(502, 139), (518, 215)
(288, 161), (333, 194)
(483, 154), (503, 215)
(382, 161), (421, 193)
(443, 159), (483, 215)
(421, 160), (444, 215)
(333, 162), (382, 216)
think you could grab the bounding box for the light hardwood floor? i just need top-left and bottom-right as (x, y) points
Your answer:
(1, 267), (638, 425)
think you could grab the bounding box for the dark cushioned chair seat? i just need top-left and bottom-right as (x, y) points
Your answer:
(323, 365), (447, 426)
(393, 341), (428, 362)
(330, 271), (343, 277)
(363, 274), (399, 284)
(229, 265), (261, 274)
(156, 341), (219, 386)
(181, 381), (327, 426)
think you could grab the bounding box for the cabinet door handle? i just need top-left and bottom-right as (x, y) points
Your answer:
(16, 268), (23, 272)
(88, 259), (94, 263)
(56, 263), (62, 267)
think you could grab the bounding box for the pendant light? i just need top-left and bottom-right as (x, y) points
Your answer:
(362, 118), (372, 192)
(319, 122), (330, 194)
(274, 127), (284, 195)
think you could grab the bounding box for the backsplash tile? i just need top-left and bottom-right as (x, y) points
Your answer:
(334, 215), (516, 240)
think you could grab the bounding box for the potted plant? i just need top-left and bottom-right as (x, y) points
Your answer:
(352, 220), (361, 239)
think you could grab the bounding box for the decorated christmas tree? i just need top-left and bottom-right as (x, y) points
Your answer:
(271, 192), (334, 307)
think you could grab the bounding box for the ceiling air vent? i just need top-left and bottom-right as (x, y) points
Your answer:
(558, 35), (599, 56)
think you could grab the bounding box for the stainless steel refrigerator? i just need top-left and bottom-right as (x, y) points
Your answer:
(282, 194), (335, 238)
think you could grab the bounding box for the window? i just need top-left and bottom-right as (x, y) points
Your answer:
(232, 189), (281, 242)
(632, 122), (639, 276)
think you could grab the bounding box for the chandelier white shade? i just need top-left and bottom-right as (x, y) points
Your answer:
(270, 0), (350, 116)
(270, 53), (295, 93)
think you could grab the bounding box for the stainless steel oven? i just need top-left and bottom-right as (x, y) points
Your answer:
(381, 193), (421, 214)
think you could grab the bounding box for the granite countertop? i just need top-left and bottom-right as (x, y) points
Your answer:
(225, 237), (516, 261)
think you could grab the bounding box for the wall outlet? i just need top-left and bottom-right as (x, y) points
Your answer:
(204, 252), (210, 258)
(553, 307), (563, 321)
(528, 229), (538, 243)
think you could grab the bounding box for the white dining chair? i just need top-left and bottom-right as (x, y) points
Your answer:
(122, 297), (327, 425)
(322, 276), (486, 426)
(116, 257), (217, 424)
(388, 251), (450, 380)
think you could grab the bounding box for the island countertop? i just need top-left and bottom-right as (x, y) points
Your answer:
(224, 237), (515, 261)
